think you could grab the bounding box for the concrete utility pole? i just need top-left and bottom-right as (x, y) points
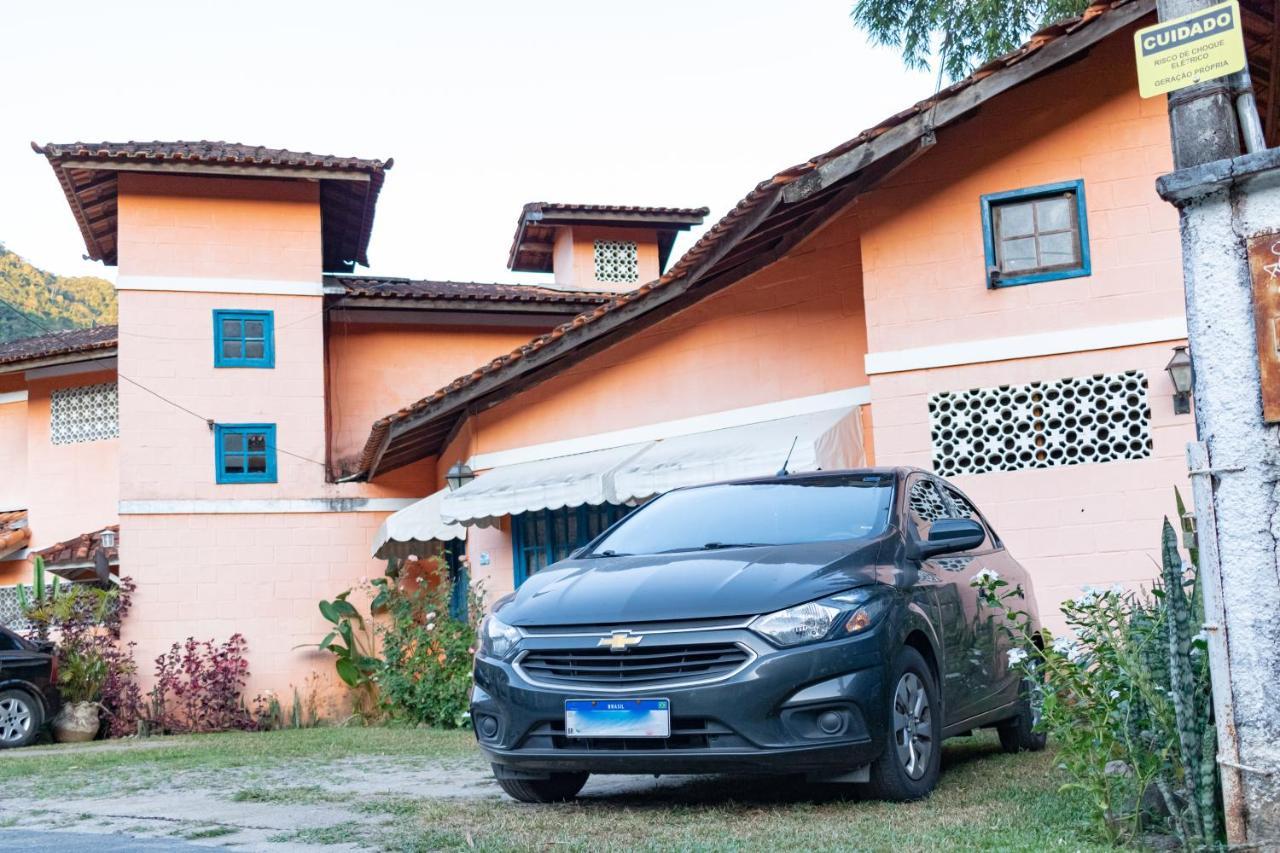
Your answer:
(1154, 0), (1280, 843)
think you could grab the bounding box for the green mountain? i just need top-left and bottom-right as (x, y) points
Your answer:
(0, 244), (116, 342)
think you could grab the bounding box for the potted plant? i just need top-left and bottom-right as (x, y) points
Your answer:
(52, 645), (106, 742)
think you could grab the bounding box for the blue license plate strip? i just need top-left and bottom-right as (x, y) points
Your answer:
(564, 698), (670, 738)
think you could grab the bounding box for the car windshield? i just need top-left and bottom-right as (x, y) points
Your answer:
(585, 475), (894, 556)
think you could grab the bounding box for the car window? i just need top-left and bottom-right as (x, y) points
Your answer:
(941, 485), (996, 549)
(0, 631), (22, 652)
(906, 478), (950, 537)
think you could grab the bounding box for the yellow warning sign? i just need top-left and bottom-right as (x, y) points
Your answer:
(1134, 0), (1246, 98)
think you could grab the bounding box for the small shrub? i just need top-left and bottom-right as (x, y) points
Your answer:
(974, 516), (1220, 848)
(375, 557), (481, 728)
(145, 634), (256, 734)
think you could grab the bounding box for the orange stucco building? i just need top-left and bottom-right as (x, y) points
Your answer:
(0, 0), (1249, 701)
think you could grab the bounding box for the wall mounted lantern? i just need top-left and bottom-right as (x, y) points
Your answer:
(445, 461), (475, 492)
(99, 528), (117, 549)
(1166, 345), (1193, 415)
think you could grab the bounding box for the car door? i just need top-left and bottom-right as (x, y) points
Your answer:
(938, 483), (1025, 708)
(902, 475), (982, 722)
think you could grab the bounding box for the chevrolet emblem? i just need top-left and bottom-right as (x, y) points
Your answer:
(598, 631), (643, 652)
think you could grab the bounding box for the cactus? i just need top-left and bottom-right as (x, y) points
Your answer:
(15, 556), (57, 639)
(1160, 518), (1219, 847)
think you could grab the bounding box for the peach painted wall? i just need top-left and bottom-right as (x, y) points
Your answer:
(123, 511), (387, 706)
(117, 174), (321, 281)
(857, 31), (1180, 353)
(25, 369), (119, 549)
(870, 344), (1192, 630)
(326, 321), (549, 471)
(0, 560), (26, 586)
(469, 209), (867, 460)
(0, 380), (28, 513)
(858, 26), (1192, 629)
(553, 225), (661, 291)
(113, 176), (413, 700)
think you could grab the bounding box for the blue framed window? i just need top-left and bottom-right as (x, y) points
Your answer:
(214, 423), (277, 484)
(213, 310), (274, 368)
(981, 179), (1090, 288)
(512, 503), (633, 586)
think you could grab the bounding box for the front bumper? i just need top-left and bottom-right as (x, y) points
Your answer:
(471, 624), (892, 776)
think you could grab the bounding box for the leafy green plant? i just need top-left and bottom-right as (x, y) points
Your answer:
(374, 557), (481, 728)
(973, 516), (1220, 848)
(15, 555), (60, 639)
(58, 644), (109, 704)
(314, 591), (380, 719)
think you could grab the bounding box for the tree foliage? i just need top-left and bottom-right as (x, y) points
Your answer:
(0, 242), (116, 342)
(851, 0), (1092, 81)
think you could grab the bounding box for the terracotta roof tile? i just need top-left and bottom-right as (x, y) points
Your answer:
(0, 326), (117, 367)
(0, 511), (29, 559)
(34, 525), (118, 568)
(34, 141), (391, 272)
(330, 276), (612, 306)
(508, 202), (710, 273)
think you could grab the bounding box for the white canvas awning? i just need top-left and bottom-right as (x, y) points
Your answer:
(437, 406), (863, 528)
(440, 442), (651, 528)
(371, 488), (466, 560)
(611, 406), (863, 502)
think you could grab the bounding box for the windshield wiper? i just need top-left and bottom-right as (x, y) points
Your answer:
(657, 542), (771, 554)
(590, 549), (631, 558)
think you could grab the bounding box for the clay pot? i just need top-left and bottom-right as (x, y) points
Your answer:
(53, 701), (100, 743)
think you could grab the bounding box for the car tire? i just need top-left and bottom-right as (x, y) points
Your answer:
(494, 767), (590, 803)
(0, 688), (42, 749)
(860, 646), (942, 802)
(998, 676), (1047, 754)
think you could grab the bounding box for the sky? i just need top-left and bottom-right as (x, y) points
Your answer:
(0, 0), (936, 285)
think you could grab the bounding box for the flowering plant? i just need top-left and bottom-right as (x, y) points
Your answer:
(144, 634), (256, 734)
(972, 518), (1220, 848)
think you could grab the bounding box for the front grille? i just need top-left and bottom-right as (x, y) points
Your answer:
(518, 642), (750, 687)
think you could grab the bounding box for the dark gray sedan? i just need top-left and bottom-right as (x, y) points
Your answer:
(471, 467), (1045, 803)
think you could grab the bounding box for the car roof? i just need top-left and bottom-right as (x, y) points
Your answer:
(670, 466), (920, 492)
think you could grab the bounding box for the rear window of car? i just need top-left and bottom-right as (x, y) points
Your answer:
(0, 631), (24, 652)
(586, 475), (894, 556)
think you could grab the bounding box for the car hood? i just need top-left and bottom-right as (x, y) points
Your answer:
(499, 537), (887, 626)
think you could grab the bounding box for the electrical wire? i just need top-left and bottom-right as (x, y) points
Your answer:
(0, 296), (327, 469)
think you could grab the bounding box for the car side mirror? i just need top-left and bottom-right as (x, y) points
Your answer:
(920, 518), (985, 558)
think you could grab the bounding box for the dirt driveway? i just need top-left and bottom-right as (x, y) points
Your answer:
(0, 728), (1104, 851)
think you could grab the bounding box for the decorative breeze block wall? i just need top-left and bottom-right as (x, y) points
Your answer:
(929, 370), (1152, 476)
(593, 240), (640, 284)
(51, 382), (120, 445)
(0, 585), (30, 633)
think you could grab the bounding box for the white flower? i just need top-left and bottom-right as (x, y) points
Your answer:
(1052, 636), (1074, 655)
(1007, 648), (1029, 667)
(425, 622), (436, 632)
(973, 568), (1000, 585)
(1109, 689), (1121, 700)
(426, 611), (438, 620)
(1074, 586), (1099, 607)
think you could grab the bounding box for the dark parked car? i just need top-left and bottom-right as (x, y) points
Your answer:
(472, 468), (1046, 802)
(0, 625), (60, 748)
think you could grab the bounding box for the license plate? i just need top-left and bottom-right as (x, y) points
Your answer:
(564, 698), (670, 738)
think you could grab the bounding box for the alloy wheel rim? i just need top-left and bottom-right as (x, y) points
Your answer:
(892, 672), (933, 780)
(0, 697), (32, 743)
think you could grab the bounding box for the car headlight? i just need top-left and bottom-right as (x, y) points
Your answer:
(477, 613), (522, 660)
(750, 590), (888, 647)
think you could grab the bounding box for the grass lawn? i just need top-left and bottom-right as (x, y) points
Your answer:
(0, 727), (1109, 851)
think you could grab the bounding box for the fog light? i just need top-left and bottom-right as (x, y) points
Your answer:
(477, 715), (500, 740)
(817, 710), (844, 735)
